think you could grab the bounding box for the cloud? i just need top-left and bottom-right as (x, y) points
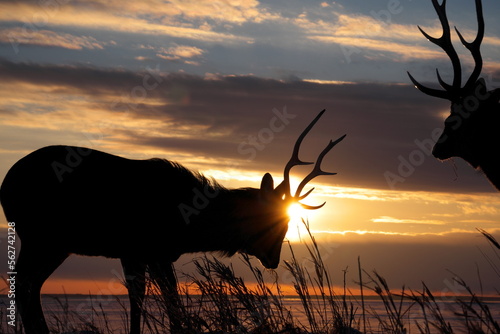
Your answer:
(156, 45), (205, 65)
(294, 12), (420, 40)
(292, 10), (500, 66)
(2, 0), (498, 81)
(316, 185), (500, 206)
(306, 230), (500, 294)
(81, 0), (279, 24)
(0, 1), (441, 62)
(310, 228), (483, 237)
(0, 60), (497, 194)
(311, 35), (443, 61)
(162, 45), (204, 59)
(371, 215), (445, 225)
(292, 11), (443, 61)
(0, 0), (272, 43)
(308, 185), (500, 238)
(0, 28), (108, 50)
(459, 203), (500, 216)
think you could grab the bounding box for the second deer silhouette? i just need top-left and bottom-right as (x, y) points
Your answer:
(0, 110), (345, 334)
(408, 0), (500, 190)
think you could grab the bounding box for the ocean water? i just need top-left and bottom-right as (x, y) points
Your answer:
(1, 294), (499, 333)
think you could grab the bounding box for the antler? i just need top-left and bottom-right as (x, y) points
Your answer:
(458, 0), (484, 92)
(293, 135), (346, 209)
(407, 0), (484, 101)
(277, 109), (346, 210)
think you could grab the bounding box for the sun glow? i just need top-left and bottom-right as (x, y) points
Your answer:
(287, 203), (303, 219)
(286, 203), (310, 242)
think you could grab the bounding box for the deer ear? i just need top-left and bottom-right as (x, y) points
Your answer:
(260, 173), (274, 195)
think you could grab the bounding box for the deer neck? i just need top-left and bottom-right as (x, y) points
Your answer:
(472, 108), (500, 191)
(477, 157), (500, 191)
(184, 188), (253, 255)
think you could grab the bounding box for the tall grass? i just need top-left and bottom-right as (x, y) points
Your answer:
(141, 222), (499, 334)
(1, 225), (499, 334)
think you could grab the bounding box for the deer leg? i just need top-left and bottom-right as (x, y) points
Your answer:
(16, 245), (68, 334)
(121, 258), (146, 334)
(148, 262), (183, 333)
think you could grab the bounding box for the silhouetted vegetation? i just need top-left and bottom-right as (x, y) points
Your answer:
(1, 224), (499, 333)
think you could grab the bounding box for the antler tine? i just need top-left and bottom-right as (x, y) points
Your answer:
(430, 0), (462, 90)
(293, 134), (346, 206)
(407, 71), (451, 99)
(408, 0), (462, 100)
(278, 110), (326, 198)
(458, 0), (484, 92)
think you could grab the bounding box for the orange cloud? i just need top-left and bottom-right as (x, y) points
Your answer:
(0, 1), (269, 43)
(311, 35), (444, 61)
(311, 227), (500, 239)
(79, 0), (278, 24)
(293, 11), (500, 64)
(0, 28), (107, 50)
(371, 215), (445, 225)
(0, 3), (249, 42)
(315, 184), (500, 207)
(156, 45), (205, 64)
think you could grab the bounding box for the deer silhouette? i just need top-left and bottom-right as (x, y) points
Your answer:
(0, 110), (345, 334)
(408, 0), (500, 190)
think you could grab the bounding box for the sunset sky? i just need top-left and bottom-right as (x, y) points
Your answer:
(1, 0), (500, 296)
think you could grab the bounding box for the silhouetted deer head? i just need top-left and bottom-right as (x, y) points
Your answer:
(408, 0), (500, 189)
(243, 109), (345, 268)
(0, 109), (344, 334)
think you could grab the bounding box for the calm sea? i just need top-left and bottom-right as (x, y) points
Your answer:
(1, 294), (499, 333)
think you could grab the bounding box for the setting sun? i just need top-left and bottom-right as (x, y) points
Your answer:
(286, 203), (310, 242)
(287, 203), (303, 218)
